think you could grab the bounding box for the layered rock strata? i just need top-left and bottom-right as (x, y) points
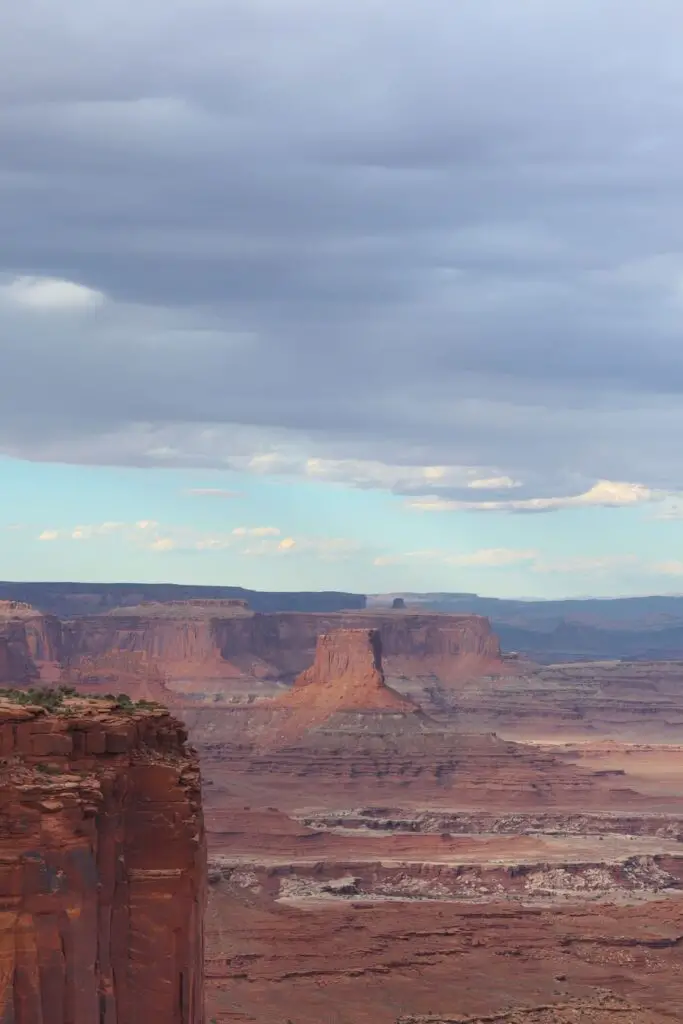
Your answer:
(0, 604), (63, 684)
(60, 610), (504, 691)
(0, 695), (205, 1024)
(276, 628), (417, 714)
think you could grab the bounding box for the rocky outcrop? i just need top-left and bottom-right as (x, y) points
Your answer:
(282, 629), (416, 712)
(259, 629), (417, 742)
(0, 695), (205, 1024)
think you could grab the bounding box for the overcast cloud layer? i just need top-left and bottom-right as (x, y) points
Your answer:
(3, 0), (683, 507)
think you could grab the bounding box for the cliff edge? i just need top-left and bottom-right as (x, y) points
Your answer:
(0, 691), (205, 1024)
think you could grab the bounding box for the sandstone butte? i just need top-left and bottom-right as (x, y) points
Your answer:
(276, 628), (417, 714)
(0, 694), (206, 1024)
(257, 628), (420, 744)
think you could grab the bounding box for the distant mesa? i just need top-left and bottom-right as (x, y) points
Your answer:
(106, 598), (252, 619)
(391, 597), (406, 610)
(271, 628), (418, 718)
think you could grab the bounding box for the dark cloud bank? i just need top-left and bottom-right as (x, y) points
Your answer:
(2, 0), (683, 503)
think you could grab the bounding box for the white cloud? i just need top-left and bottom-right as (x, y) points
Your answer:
(1, 275), (105, 311)
(467, 475), (522, 490)
(652, 560), (683, 576)
(301, 456), (518, 494)
(241, 535), (357, 560)
(71, 521), (124, 540)
(373, 547), (646, 576)
(533, 555), (638, 574)
(409, 480), (659, 513)
(148, 536), (176, 552)
(231, 526), (280, 537)
(34, 517), (356, 561)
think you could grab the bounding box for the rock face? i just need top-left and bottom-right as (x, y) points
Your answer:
(60, 610), (504, 692)
(0, 696), (205, 1024)
(0, 622), (39, 684)
(279, 628), (416, 714)
(0, 605), (63, 684)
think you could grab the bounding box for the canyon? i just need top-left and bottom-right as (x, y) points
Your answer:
(3, 596), (683, 1021)
(0, 601), (507, 696)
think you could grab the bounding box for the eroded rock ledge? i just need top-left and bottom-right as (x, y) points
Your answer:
(0, 694), (206, 1024)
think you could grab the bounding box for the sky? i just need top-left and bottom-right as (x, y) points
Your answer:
(2, 0), (683, 598)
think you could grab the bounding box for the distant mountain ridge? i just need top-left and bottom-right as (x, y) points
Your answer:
(0, 581), (366, 617)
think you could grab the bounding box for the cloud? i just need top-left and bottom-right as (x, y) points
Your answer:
(4, 0), (683, 512)
(532, 555), (639, 574)
(652, 561), (683, 576)
(240, 535), (357, 559)
(467, 476), (522, 491)
(71, 521), (124, 540)
(409, 480), (659, 514)
(32, 518), (358, 561)
(148, 536), (176, 552)
(231, 526), (281, 537)
(1, 276), (105, 311)
(374, 547), (537, 568)
(373, 548), (646, 576)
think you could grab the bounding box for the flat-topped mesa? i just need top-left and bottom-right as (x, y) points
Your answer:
(275, 628), (416, 714)
(0, 695), (206, 1024)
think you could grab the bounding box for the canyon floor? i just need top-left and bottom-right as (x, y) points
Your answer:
(197, 655), (683, 1023)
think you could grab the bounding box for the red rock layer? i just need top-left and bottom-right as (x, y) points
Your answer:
(0, 698), (205, 1024)
(0, 605), (63, 684)
(61, 610), (504, 691)
(0, 622), (39, 683)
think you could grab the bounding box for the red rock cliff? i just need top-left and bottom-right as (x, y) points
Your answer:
(62, 611), (503, 689)
(0, 623), (39, 684)
(0, 605), (63, 684)
(278, 628), (415, 713)
(0, 695), (205, 1024)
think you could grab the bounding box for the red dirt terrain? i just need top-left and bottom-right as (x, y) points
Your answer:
(195, 628), (683, 1023)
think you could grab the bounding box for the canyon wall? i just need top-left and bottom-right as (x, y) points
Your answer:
(0, 696), (205, 1024)
(0, 604), (63, 684)
(0, 622), (39, 684)
(62, 610), (504, 689)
